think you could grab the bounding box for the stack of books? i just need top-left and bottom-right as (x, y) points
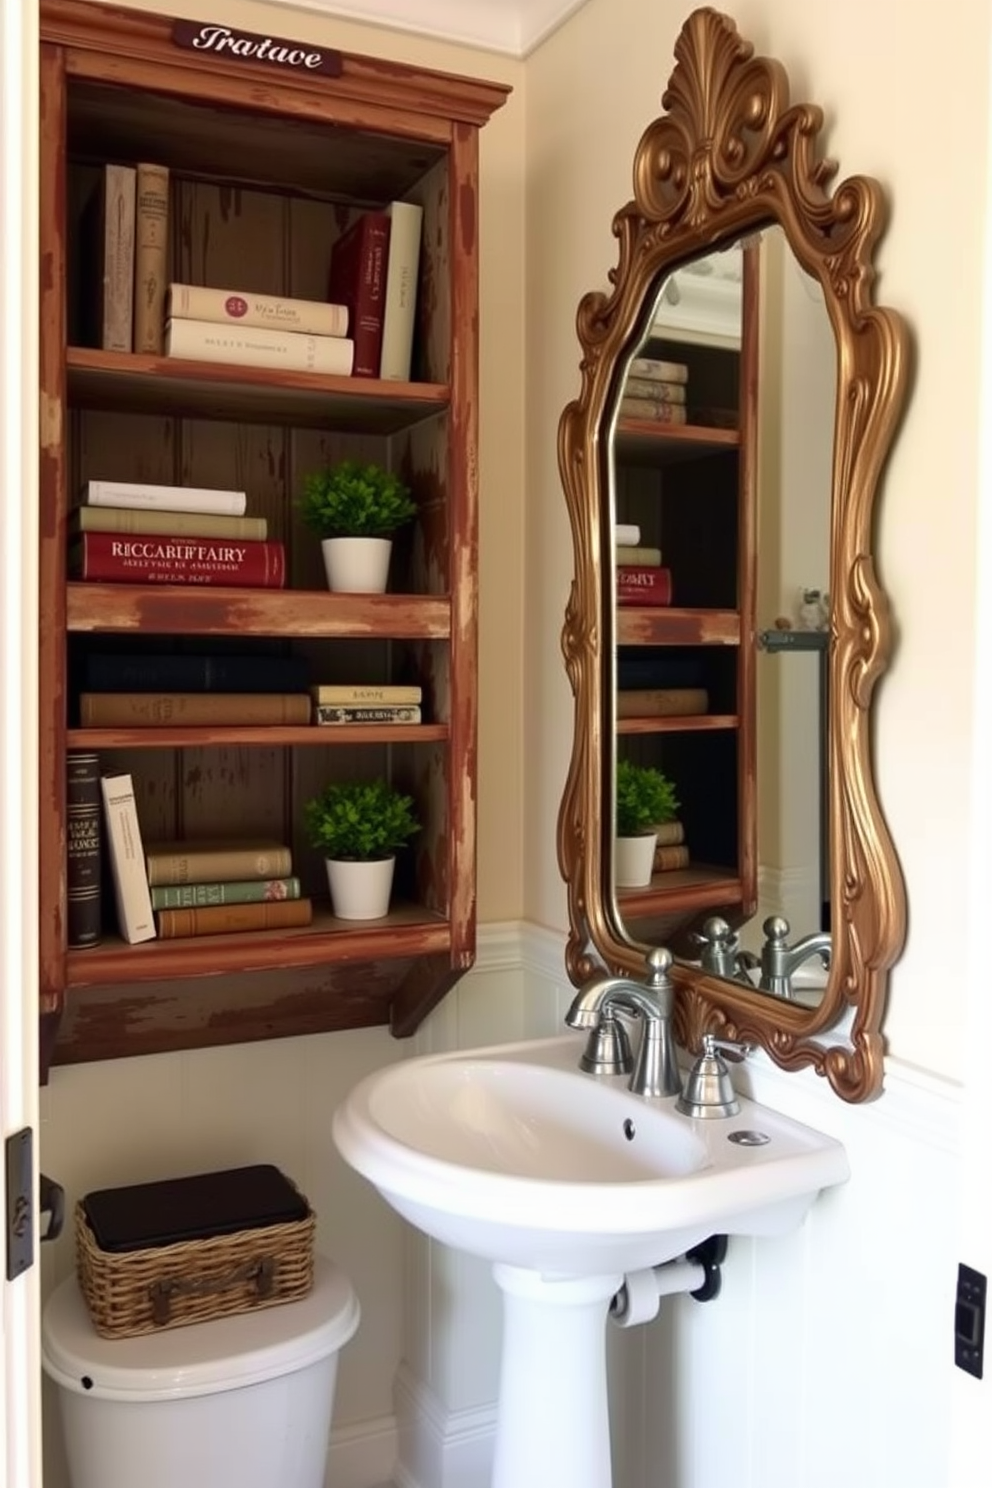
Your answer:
(614, 522), (673, 606)
(69, 480), (286, 589)
(166, 283), (355, 377)
(311, 683), (423, 726)
(145, 839), (312, 940)
(83, 160), (170, 355)
(328, 201), (424, 381)
(652, 819), (691, 874)
(618, 356), (689, 424)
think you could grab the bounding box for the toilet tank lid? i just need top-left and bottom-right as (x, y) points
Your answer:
(41, 1254), (359, 1402)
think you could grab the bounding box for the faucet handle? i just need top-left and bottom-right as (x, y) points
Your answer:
(707, 1035), (753, 1063)
(643, 946), (673, 985)
(762, 915), (791, 946)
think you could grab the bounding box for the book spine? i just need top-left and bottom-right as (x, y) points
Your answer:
(133, 163), (169, 354)
(653, 820), (685, 847)
(614, 524), (641, 546)
(653, 843), (690, 872)
(168, 283), (348, 339)
(85, 480), (247, 516)
(616, 687), (709, 718)
(165, 317), (355, 376)
(310, 685), (422, 705)
(71, 534), (286, 589)
(101, 164), (136, 352)
(73, 505), (266, 541)
(379, 201), (423, 381)
(628, 356), (689, 383)
(616, 566), (673, 606)
(149, 876), (302, 910)
(66, 751), (102, 947)
(99, 773), (156, 943)
(314, 704), (422, 725)
(84, 653), (310, 695)
(145, 844), (293, 887)
(80, 692), (311, 727)
(623, 376), (686, 403)
(328, 212), (390, 377)
(615, 545), (662, 566)
(618, 397), (688, 424)
(156, 897), (313, 939)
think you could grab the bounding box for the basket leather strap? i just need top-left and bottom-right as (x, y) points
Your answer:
(149, 1256), (275, 1325)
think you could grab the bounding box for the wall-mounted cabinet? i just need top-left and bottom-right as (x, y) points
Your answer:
(39, 0), (508, 1075)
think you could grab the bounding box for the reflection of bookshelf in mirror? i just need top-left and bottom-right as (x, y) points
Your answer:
(38, 0), (508, 1077)
(613, 241), (759, 945)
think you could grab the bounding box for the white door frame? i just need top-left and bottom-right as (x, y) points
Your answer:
(0, 2), (42, 1486)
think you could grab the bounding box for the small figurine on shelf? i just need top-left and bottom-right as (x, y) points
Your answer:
(797, 587), (826, 631)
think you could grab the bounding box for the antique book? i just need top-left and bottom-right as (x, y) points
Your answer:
(653, 842), (690, 872)
(100, 773), (155, 943)
(82, 652), (310, 695)
(79, 692), (311, 727)
(622, 376), (686, 403)
(144, 840), (293, 888)
(614, 523), (641, 545)
(149, 876), (302, 910)
(628, 355), (689, 383)
(82, 163), (136, 352)
(168, 282), (348, 338)
(71, 505), (266, 541)
(156, 897), (313, 939)
(617, 397), (688, 424)
(616, 688), (709, 718)
(615, 545), (662, 566)
(310, 683), (422, 705)
(314, 704), (422, 725)
(133, 162), (170, 354)
(616, 565), (673, 606)
(66, 751), (102, 947)
(327, 210), (390, 376)
(379, 200), (423, 380)
(69, 533), (286, 588)
(653, 819), (686, 847)
(83, 479), (247, 516)
(165, 316), (355, 375)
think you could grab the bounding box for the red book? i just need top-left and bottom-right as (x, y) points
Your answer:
(70, 532), (286, 588)
(328, 210), (391, 377)
(616, 565), (673, 606)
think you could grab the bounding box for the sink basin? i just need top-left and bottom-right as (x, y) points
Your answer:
(332, 1032), (849, 1274)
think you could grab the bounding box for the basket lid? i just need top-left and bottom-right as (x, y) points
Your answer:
(41, 1254), (359, 1401)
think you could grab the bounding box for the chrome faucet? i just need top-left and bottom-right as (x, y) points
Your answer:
(691, 916), (760, 984)
(565, 947), (681, 1098)
(758, 915), (831, 999)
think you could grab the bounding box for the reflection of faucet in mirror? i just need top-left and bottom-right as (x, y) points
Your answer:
(691, 916), (760, 985)
(758, 915), (831, 1000)
(565, 947), (681, 1097)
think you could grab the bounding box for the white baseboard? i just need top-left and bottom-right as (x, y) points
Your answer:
(393, 1362), (497, 1488)
(326, 1412), (398, 1488)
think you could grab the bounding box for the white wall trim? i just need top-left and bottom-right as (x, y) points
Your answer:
(394, 1363), (497, 1488)
(326, 1411), (398, 1488)
(264, 0), (592, 57)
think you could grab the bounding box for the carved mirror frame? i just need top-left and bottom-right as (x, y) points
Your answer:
(557, 7), (909, 1102)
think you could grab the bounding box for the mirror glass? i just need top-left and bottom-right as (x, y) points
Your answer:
(557, 7), (909, 1102)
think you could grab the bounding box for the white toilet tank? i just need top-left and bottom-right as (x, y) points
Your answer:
(42, 1254), (359, 1488)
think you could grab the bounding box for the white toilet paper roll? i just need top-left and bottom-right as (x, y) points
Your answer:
(610, 1268), (662, 1328)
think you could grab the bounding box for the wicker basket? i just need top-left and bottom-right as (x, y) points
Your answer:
(75, 1199), (316, 1339)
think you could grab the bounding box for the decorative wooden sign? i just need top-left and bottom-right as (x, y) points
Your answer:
(172, 21), (343, 78)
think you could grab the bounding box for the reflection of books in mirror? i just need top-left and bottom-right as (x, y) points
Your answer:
(623, 376), (686, 404)
(314, 704), (422, 725)
(156, 898), (313, 939)
(652, 820), (685, 847)
(616, 687), (708, 718)
(628, 356), (688, 384)
(618, 397), (688, 424)
(144, 840), (293, 887)
(691, 406), (738, 429)
(310, 683), (422, 705)
(616, 565), (673, 606)
(615, 545), (662, 566)
(653, 843), (690, 873)
(615, 523), (640, 545)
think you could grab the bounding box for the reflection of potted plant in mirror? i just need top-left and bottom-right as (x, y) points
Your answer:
(298, 459), (418, 593)
(615, 759), (679, 888)
(304, 778), (420, 920)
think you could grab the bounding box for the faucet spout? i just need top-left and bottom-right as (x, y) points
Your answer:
(565, 948), (681, 1097)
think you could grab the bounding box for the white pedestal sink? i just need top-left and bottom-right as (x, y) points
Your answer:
(332, 1033), (849, 1488)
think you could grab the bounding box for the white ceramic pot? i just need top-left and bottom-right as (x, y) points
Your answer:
(614, 832), (657, 888)
(325, 856), (395, 920)
(321, 536), (392, 593)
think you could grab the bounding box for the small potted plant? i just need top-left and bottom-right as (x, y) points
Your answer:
(298, 459), (418, 593)
(304, 777), (420, 920)
(615, 758), (679, 888)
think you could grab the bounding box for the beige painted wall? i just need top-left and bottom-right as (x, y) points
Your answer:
(525, 0), (992, 1079)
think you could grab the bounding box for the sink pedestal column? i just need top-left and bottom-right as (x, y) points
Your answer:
(491, 1264), (623, 1488)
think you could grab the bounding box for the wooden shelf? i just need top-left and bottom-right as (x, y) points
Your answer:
(617, 865), (743, 917)
(66, 584), (451, 638)
(614, 418), (739, 463)
(67, 347), (449, 432)
(617, 607), (741, 646)
(616, 713), (737, 735)
(67, 723), (448, 748)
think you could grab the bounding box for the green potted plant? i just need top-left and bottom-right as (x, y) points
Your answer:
(298, 459), (418, 593)
(614, 759), (679, 888)
(304, 777), (420, 920)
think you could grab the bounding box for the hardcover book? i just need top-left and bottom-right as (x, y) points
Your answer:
(70, 533), (286, 589)
(166, 317), (355, 376)
(628, 356), (689, 383)
(66, 751), (102, 947)
(310, 683), (422, 705)
(379, 201), (423, 381)
(615, 545), (663, 566)
(84, 480), (247, 517)
(653, 843), (690, 872)
(622, 376), (686, 403)
(144, 840), (293, 888)
(617, 649), (706, 690)
(314, 704), (422, 725)
(327, 210), (391, 377)
(133, 162), (170, 354)
(149, 876), (302, 911)
(616, 565), (674, 606)
(72, 505), (266, 542)
(79, 692), (311, 728)
(156, 897), (313, 939)
(100, 773), (156, 944)
(616, 687), (709, 718)
(82, 652), (310, 695)
(617, 397), (688, 425)
(168, 283), (348, 339)
(82, 163), (136, 352)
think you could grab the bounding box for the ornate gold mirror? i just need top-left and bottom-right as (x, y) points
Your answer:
(557, 7), (909, 1101)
